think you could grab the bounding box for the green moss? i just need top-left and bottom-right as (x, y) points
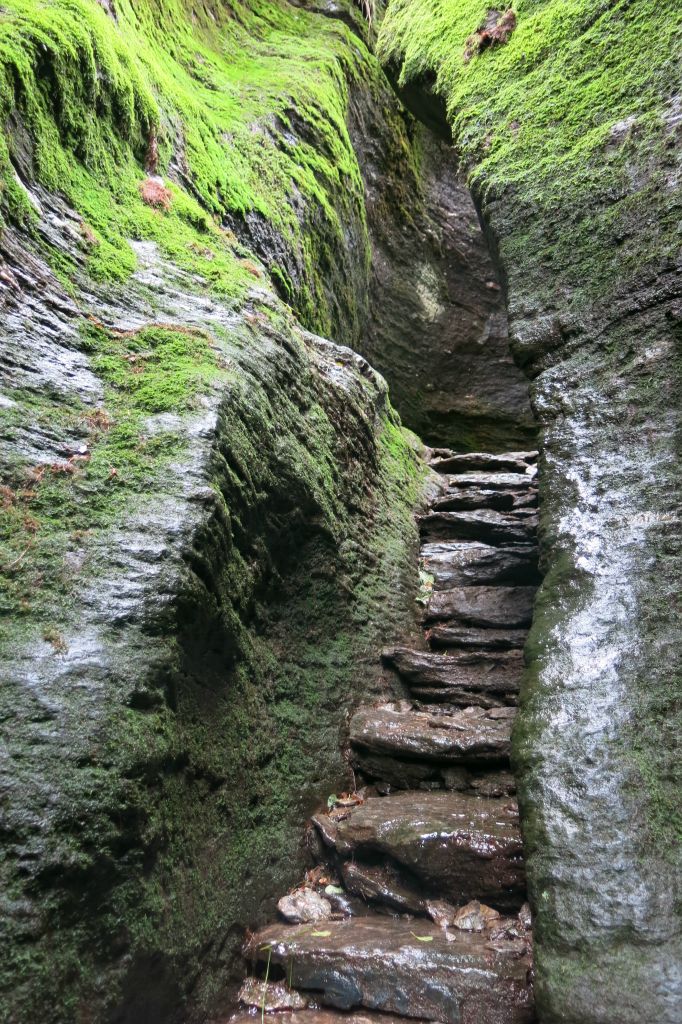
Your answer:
(378, 0), (682, 307)
(0, 0), (376, 331)
(0, 320), (230, 628)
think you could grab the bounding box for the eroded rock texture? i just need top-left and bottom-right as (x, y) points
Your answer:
(0, 3), (434, 1020)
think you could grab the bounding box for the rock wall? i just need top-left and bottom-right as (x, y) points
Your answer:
(379, 2), (682, 1021)
(0, 3), (433, 1020)
(0, 1), (539, 1018)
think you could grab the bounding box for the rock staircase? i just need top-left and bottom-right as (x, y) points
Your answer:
(231, 449), (539, 1024)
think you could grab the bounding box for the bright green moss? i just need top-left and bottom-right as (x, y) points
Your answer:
(0, 0), (374, 329)
(378, 0), (682, 305)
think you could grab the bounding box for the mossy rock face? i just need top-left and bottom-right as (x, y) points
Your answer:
(379, 2), (682, 1020)
(0, 215), (426, 1022)
(0, 2), (435, 1020)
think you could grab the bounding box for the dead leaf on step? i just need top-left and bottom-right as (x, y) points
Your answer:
(452, 900), (500, 932)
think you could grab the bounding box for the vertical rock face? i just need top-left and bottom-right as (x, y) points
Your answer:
(379, 2), (681, 1021)
(351, 114), (535, 452)
(0, 3), (436, 1020)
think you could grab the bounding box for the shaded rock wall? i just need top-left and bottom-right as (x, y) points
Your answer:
(0, 197), (424, 1023)
(0, 3), (432, 1020)
(379, 2), (682, 1021)
(355, 116), (534, 452)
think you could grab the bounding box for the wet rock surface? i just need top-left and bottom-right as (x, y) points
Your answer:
(227, 1012), (426, 1024)
(420, 542), (539, 589)
(349, 704), (512, 764)
(382, 647), (523, 707)
(238, 447), (539, 1022)
(419, 509), (537, 546)
(333, 792), (525, 911)
(356, 125), (535, 453)
(245, 918), (534, 1024)
(425, 587), (535, 629)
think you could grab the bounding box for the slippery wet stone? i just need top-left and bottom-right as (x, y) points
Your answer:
(383, 647), (522, 706)
(278, 888), (332, 924)
(425, 587), (535, 628)
(419, 509), (537, 545)
(444, 471), (536, 491)
(349, 704), (512, 765)
(245, 917), (534, 1023)
(428, 624), (528, 650)
(431, 488), (519, 513)
(430, 451), (536, 474)
(227, 1011), (425, 1024)
(332, 792), (525, 911)
(341, 860), (426, 915)
(420, 542), (539, 589)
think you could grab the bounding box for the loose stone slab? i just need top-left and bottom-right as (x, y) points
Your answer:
(333, 792), (525, 910)
(420, 541), (539, 589)
(419, 509), (537, 545)
(349, 704), (512, 764)
(425, 587), (535, 628)
(383, 647), (522, 706)
(245, 917), (534, 1024)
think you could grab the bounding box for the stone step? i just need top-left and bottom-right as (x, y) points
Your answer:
(431, 487), (531, 513)
(419, 509), (537, 545)
(229, 1009), (428, 1024)
(420, 541), (539, 589)
(350, 703), (513, 766)
(444, 471), (536, 490)
(245, 917), (534, 1024)
(383, 648), (520, 708)
(425, 586), (535, 628)
(428, 623), (528, 650)
(430, 451), (537, 474)
(331, 792), (525, 911)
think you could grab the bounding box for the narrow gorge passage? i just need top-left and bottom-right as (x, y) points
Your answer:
(232, 449), (540, 1024)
